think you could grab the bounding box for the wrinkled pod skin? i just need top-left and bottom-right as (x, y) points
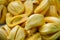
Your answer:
(0, 25), (27, 40)
(49, 31), (60, 40)
(24, 0), (33, 16)
(25, 14), (45, 30)
(0, 28), (7, 40)
(6, 13), (28, 28)
(39, 23), (60, 35)
(8, 1), (24, 15)
(0, 5), (7, 24)
(44, 17), (60, 27)
(34, 0), (50, 15)
(42, 31), (60, 40)
(8, 25), (27, 40)
(0, 25), (11, 40)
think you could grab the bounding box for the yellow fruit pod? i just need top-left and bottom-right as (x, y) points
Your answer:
(8, 25), (26, 40)
(44, 17), (60, 26)
(0, 28), (7, 40)
(26, 33), (42, 40)
(6, 13), (28, 28)
(39, 23), (60, 35)
(0, 5), (7, 24)
(0, 5), (3, 19)
(24, 0), (33, 16)
(49, 31), (60, 40)
(8, 1), (24, 15)
(15, 26), (27, 40)
(39, 5), (49, 15)
(25, 14), (45, 30)
(42, 31), (60, 40)
(0, 0), (7, 5)
(34, 0), (49, 15)
(6, 13), (13, 26)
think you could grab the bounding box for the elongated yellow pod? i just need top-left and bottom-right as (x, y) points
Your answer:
(6, 13), (27, 28)
(0, 5), (7, 24)
(39, 5), (49, 15)
(25, 14), (45, 30)
(42, 31), (60, 40)
(6, 13), (13, 27)
(49, 31), (60, 40)
(26, 33), (42, 40)
(0, 5), (4, 19)
(44, 17), (60, 26)
(39, 23), (60, 35)
(8, 1), (24, 15)
(48, 5), (58, 17)
(9, 15), (27, 27)
(34, 0), (49, 15)
(24, 0), (33, 16)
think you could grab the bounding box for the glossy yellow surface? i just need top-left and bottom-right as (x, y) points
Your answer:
(0, 0), (60, 40)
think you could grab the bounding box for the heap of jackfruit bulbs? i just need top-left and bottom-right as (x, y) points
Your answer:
(0, 0), (60, 40)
